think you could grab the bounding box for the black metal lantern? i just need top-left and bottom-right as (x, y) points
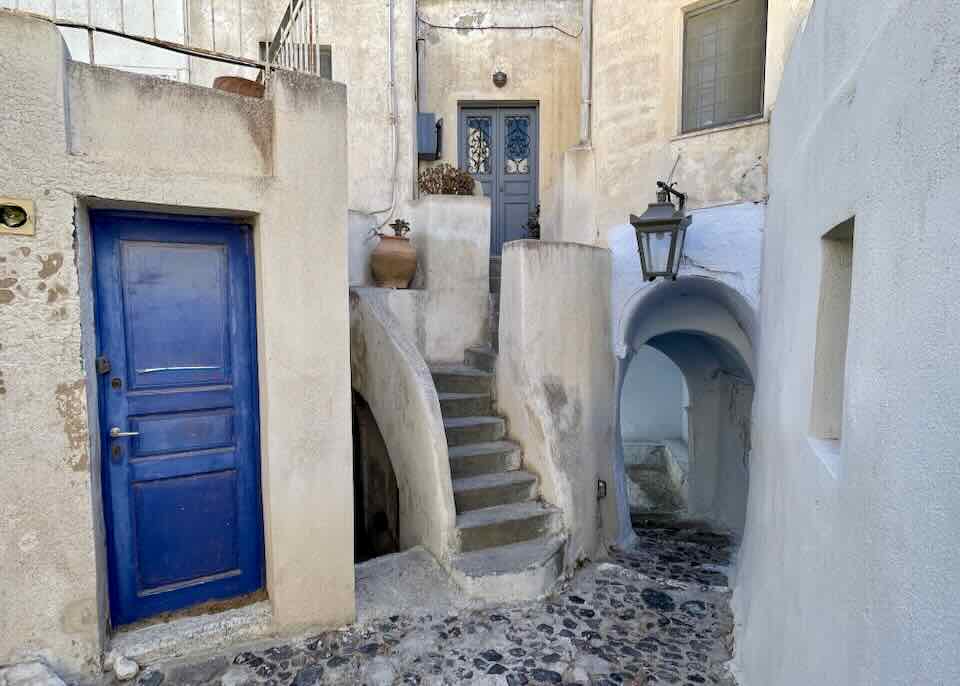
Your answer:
(630, 181), (691, 281)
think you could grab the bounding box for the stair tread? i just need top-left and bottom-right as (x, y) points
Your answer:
(449, 440), (521, 459)
(431, 365), (493, 377)
(444, 416), (505, 429)
(457, 501), (560, 529)
(438, 392), (491, 401)
(452, 535), (565, 577)
(453, 470), (537, 493)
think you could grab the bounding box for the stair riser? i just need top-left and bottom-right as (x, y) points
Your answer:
(464, 349), (496, 372)
(450, 450), (521, 478)
(433, 374), (493, 394)
(458, 512), (557, 553)
(455, 481), (537, 512)
(440, 395), (492, 418)
(445, 422), (505, 447)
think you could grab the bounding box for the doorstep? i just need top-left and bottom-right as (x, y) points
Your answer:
(105, 601), (274, 670)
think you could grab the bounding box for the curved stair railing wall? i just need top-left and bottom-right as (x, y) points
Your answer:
(349, 289), (458, 561)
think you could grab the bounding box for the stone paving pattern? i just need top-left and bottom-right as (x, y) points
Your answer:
(93, 526), (738, 686)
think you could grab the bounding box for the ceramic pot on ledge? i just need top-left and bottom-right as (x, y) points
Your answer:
(371, 235), (417, 288)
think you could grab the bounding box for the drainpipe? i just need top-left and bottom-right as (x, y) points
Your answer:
(579, 0), (593, 144)
(371, 0), (400, 231)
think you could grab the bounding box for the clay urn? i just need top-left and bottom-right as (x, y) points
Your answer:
(212, 76), (265, 98)
(371, 219), (417, 288)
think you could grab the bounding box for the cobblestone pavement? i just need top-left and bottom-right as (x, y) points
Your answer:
(99, 525), (738, 686)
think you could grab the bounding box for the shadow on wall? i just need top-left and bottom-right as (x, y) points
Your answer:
(615, 277), (756, 535)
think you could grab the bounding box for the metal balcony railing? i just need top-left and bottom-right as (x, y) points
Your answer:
(263, 0), (329, 78)
(0, 0), (329, 81)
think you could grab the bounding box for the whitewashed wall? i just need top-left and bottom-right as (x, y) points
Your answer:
(620, 345), (686, 445)
(734, 0), (960, 684)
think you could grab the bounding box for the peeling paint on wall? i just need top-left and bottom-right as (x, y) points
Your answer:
(0, 276), (16, 304)
(37, 252), (64, 279)
(54, 380), (89, 473)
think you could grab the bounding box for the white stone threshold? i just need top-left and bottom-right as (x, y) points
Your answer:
(105, 601), (274, 671)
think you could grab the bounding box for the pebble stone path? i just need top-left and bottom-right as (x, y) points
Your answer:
(104, 525), (738, 686)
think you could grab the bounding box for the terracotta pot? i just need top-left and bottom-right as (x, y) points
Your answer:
(212, 76), (265, 98)
(371, 235), (417, 288)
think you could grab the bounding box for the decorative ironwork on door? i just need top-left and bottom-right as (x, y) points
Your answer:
(467, 117), (493, 175)
(504, 116), (531, 175)
(459, 107), (539, 256)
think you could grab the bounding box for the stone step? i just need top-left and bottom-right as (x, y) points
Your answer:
(438, 392), (492, 418)
(453, 471), (538, 512)
(449, 440), (522, 478)
(464, 346), (496, 373)
(443, 416), (506, 447)
(450, 535), (565, 602)
(431, 366), (494, 394)
(456, 501), (561, 553)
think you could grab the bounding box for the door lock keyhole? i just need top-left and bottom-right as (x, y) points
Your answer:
(111, 377), (122, 390)
(111, 444), (123, 463)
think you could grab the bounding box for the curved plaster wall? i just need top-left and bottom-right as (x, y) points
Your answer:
(496, 241), (622, 567)
(349, 290), (456, 561)
(733, 1), (960, 684)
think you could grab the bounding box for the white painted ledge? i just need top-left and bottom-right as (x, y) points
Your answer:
(806, 436), (842, 480)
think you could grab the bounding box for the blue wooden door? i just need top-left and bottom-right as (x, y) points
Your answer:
(460, 106), (539, 256)
(93, 211), (264, 626)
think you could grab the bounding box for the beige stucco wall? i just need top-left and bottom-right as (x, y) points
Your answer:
(551, 0), (812, 243)
(417, 0), (583, 232)
(0, 12), (351, 675)
(496, 241), (621, 567)
(734, 0), (960, 683)
(353, 195), (491, 363)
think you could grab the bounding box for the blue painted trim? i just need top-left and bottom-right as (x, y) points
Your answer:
(91, 210), (264, 626)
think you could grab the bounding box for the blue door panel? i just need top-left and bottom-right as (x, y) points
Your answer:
(131, 409), (235, 457)
(92, 211), (263, 626)
(460, 106), (539, 256)
(133, 471), (240, 589)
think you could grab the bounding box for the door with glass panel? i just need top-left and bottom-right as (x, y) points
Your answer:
(459, 106), (539, 256)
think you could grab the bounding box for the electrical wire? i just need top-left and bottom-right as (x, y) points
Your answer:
(416, 13), (582, 39)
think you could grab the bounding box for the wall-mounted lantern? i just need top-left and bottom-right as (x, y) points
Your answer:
(629, 182), (691, 281)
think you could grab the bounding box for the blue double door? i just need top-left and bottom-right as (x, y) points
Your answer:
(93, 212), (264, 626)
(459, 106), (539, 256)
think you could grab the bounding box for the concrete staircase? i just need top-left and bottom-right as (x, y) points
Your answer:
(432, 346), (565, 600)
(624, 442), (688, 517)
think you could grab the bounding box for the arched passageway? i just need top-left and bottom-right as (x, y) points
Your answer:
(352, 392), (400, 562)
(615, 277), (756, 535)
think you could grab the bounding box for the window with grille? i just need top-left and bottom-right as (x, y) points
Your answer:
(682, 0), (767, 133)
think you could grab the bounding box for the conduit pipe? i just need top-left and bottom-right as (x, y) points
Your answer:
(580, 0), (593, 144)
(371, 0), (400, 231)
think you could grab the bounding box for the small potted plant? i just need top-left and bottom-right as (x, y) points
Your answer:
(371, 218), (417, 288)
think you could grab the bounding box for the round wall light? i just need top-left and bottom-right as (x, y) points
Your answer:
(1, 204), (28, 229)
(492, 70), (508, 88)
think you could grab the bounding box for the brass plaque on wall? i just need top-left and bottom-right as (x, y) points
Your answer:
(0, 197), (36, 236)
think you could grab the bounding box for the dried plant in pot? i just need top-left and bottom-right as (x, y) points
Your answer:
(371, 219), (417, 289)
(418, 163), (476, 196)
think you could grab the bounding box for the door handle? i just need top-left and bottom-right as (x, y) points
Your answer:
(110, 427), (140, 438)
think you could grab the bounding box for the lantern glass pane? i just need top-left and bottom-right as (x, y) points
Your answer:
(672, 224), (688, 276)
(643, 230), (674, 275)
